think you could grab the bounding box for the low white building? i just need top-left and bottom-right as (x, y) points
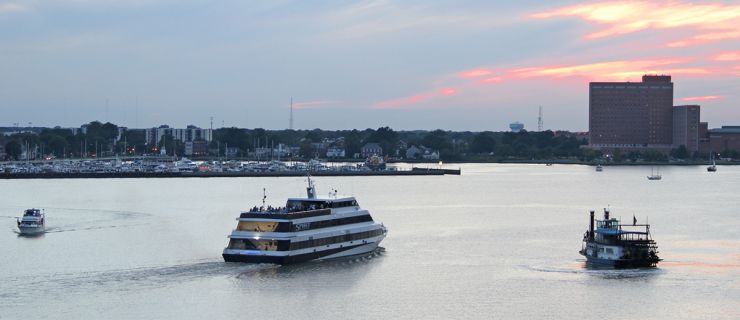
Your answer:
(326, 147), (346, 158)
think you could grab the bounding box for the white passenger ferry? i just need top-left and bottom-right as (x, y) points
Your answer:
(222, 177), (387, 264)
(17, 208), (45, 235)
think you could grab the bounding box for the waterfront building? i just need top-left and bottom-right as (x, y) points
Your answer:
(589, 75), (674, 150)
(672, 105), (700, 152)
(145, 125), (213, 145)
(361, 143), (383, 158)
(326, 148), (346, 158)
(406, 145), (439, 160)
(184, 140), (208, 156)
(707, 126), (740, 153)
(509, 122), (524, 133)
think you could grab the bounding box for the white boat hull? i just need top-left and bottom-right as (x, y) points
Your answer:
(18, 225), (45, 235)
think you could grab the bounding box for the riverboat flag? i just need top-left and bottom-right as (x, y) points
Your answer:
(633, 215), (637, 226)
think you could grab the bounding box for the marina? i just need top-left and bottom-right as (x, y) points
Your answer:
(0, 158), (460, 178)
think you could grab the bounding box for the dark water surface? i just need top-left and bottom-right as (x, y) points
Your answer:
(1, 164), (738, 319)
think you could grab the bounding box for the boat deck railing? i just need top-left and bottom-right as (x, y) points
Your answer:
(239, 208), (331, 220)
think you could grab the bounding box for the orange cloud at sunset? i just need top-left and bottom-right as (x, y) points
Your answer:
(507, 58), (709, 81)
(532, 1), (740, 45)
(680, 95), (722, 102)
(373, 87), (459, 109)
(666, 30), (740, 48)
(714, 51), (740, 61)
(458, 69), (493, 78)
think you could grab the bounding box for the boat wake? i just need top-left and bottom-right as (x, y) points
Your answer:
(0, 258), (262, 302)
(521, 260), (664, 279)
(235, 247), (386, 280)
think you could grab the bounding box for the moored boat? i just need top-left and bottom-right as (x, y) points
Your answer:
(647, 167), (662, 180)
(222, 176), (387, 264)
(17, 208), (45, 235)
(707, 153), (717, 172)
(579, 209), (661, 268)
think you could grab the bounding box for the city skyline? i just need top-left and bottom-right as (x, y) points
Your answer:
(1, 1), (738, 131)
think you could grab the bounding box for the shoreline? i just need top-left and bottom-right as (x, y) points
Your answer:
(0, 167), (461, 179)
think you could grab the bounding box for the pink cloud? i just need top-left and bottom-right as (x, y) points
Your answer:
(680, 95), (722, 102)
(292, 100), (340, 109)
(714, 51), (740, 62)
(458, 69), (493, 78)
(373, 88), (458, 109)
(438, 87), (457, 96)
(666, 31), (740, 48)
(531, 1), (740, 46)
(505, 58), (712, 81)
(478, 76), (503, 84)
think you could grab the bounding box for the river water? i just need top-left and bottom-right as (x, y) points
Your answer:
(1, 164), (738, 319)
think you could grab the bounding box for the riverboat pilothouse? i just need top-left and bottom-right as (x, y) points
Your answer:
(222, 176), (387, 264)
(579, 209), (661, 268)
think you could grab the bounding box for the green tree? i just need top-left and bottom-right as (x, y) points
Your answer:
(471, 132), (496, 154)
(4, 141), (21, 160)
(671, 145), (689, 159)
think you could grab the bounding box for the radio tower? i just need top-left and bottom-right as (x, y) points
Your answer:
(289, 97), (294, 130)
(537, 106), (543, 131)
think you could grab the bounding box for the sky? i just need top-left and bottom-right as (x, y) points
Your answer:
(0, 0), (738, 131)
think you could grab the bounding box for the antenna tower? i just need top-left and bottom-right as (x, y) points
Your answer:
(289, 97), (294, 130)
(538, 106), (543, 131)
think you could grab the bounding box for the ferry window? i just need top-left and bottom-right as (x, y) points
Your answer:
(237, 221), (278, 232)
(606, 248), (614, 254)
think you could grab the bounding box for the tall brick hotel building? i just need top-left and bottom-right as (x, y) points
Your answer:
(586, 75), (738, 154)
(589, 75), (674, 149)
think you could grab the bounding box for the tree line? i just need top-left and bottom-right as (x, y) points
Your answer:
(5, 121), (726, 162)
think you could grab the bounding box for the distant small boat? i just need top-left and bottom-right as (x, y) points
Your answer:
(17, 208), (45, 235)
(595, 164), (603, 172)
(707, 154), (717, 172)
(546, 163), (553, 166)
(647, 167), (662, 180)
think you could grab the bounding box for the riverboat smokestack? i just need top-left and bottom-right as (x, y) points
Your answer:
(589, 210), (595, 240)
(604, 208), (610, 220)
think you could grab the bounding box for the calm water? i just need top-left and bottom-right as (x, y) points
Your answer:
(1, 164), (739, 319)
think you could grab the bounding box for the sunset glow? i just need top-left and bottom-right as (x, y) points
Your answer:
(374, 87), (458, 109)
(714, 51), (740, 61)
(680, 95), (722, 102)
(292, 100), (339, 109)
(506, 58), (709, 81)
(532, 1), (740, 42)
(458, 69), (493, 78)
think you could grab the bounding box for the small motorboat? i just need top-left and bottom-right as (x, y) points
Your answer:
(17, 208), (45, 235)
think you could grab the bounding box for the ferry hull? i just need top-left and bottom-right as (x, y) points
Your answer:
(223, 242), (380, 265)
(582, 254), (660, 268)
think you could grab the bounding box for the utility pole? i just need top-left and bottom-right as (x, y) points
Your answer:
(538, 106), (543, 132)
(289, 97), (294, 130)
